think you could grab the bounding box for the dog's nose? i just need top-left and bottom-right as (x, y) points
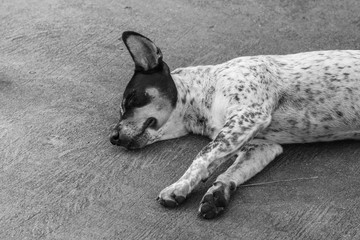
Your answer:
(110, 131), (120, 145)
(110, 130), (133, 148)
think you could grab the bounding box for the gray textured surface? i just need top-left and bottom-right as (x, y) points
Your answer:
(1, 0), (360, 239)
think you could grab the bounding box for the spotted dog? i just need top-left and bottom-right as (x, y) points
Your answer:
(110, 31), (360, 219)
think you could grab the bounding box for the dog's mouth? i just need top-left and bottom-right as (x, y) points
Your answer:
(110, 120), (155, 150)
(123, 139), (142, 150)
(110, 133), (144, 150)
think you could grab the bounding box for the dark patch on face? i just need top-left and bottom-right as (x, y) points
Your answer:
(122, 89), (151, 115)
(123, 62), (177, 113)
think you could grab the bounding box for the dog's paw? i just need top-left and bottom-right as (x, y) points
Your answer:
(198, 182), (232, 219)
(157, 181), (190, 208)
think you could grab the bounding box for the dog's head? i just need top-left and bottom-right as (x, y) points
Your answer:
(110, 31), (179, 149)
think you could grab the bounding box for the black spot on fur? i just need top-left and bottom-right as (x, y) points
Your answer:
(287, 119), (297, 126)
(181, 97), (186, 104)
(336, 111), (344, 118)
(205, 86), (215, 109)
(198, 117), (207, 124)
(311, 111), (317, 117)
(321, 114), (334, 122)
(235, 85), (244, 92)
(240, 144), (256, 152)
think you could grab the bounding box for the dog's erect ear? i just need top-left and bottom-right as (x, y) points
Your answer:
(121, 31), (163, 72)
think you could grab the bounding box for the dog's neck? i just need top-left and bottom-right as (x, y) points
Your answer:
(169, 66), (218, 138)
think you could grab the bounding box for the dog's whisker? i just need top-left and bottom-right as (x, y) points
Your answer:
(240, 176), (319, 187)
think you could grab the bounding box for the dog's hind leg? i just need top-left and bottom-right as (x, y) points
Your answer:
(199, 139), (283, 219)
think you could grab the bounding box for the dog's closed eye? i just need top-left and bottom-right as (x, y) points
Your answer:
(144, 117), (157, 129)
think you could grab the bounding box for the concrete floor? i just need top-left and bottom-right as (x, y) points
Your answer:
(1, 0), (360, 239)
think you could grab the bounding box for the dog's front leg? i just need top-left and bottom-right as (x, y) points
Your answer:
(157, 108), (272, 208)
(199, 139), (283, 219)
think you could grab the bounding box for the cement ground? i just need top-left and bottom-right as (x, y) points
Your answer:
(1, 0), (360, 239)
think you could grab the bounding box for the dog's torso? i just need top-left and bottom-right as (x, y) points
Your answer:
(171, 50), (360, 143)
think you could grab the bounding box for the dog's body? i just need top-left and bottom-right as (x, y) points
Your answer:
(172, 51), (360, 143)
(111, 31), (360, 219)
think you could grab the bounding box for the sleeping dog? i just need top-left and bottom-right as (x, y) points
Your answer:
(110, 31), (360, 219)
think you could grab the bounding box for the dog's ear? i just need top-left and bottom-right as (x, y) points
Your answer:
(121, 31), (163, 72)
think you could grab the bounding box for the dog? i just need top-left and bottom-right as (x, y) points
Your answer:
(110, 31), (360, 219)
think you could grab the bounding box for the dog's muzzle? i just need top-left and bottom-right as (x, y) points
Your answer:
(109, 130), (132, 148)
(110, 118), (156, 149)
